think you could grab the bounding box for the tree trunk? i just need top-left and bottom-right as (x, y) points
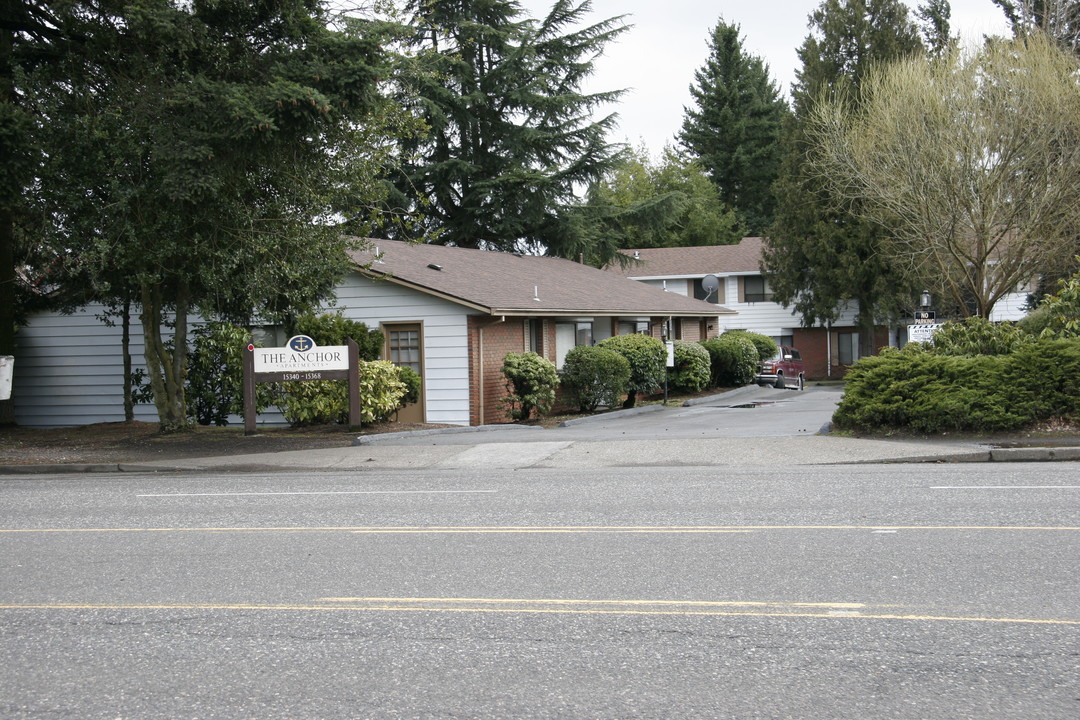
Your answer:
(139, 281), (192, 433)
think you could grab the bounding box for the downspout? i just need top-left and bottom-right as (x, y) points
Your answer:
(825, 321), (833, 377)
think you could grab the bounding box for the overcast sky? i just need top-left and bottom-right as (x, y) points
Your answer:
(517, 0), (1011, 154)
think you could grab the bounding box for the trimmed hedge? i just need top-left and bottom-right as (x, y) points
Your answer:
(561, 345), (631, 412)
(833, 339), (1080, 433)
(669, 340), (711, 393)
(722, 330), (778, 362)
(598, 334), (666, 408)
(700, 335), (757, 387)
(501, 351), (559, 421)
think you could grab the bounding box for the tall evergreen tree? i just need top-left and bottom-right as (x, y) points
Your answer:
(764, 0), (923, 357)
(916, 0), (957, 57)
(380, 0), (627, 256)
(585, 146), (742, 255)
(678, 20), (788, 236)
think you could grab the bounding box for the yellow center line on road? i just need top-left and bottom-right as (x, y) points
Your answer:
(0, 600), (1076, 626)
(1, 524), (1079, 534)
(317, 596), (881, 609)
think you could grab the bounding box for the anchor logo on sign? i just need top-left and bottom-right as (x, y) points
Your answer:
(288, 335), (315, 353)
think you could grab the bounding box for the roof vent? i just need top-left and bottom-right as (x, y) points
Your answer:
(534, 286), (541, 302)
(427, 263), (443, 271)
(374, 246), (384, 264)
(633, 250), (640, 259)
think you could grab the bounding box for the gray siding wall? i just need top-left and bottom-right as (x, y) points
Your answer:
(333, 274), (473, 426)
(12, 271), (475, 428)
(13, 305), (161, 428)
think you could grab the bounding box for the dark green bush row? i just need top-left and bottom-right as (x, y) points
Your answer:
(561, 346), (631, 412)
(669, 340), (711, 393)
(834, 339), (1080, 433)
(558, 332), (768, 414)
(597, 334), (667, 408)
(501, 351), (560, 421)
(700, 334), (758, 387)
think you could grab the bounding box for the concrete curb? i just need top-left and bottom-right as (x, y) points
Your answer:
(559, 404), (664, 427)
(989, 446), (1080, 462)
(353, 423), (533, 446)
(680, 385), (759, 407)
(869, 446), (1080, 464)
(0, 463), (191, 475)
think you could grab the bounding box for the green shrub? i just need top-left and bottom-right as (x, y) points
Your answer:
(1021, 266), (1080, 339)
(501, 352), (559, 421)
(1000, 339), (1080, 420)
(669, 340), (711, 393)
(597, 334), (666, 408)
(277, 312), (387, 425)
(397, 365), (422, 408)
(929, 317), (1031, 356)
(186, 321), (273, 426)
(722, 330), (778, 362)
(357, 361), (408, 424)
(833, 339), (1080, 433)
(561, 346), (631, 412)
(700, 335), (757, 387)
(294, 312), (384, 360)
(279, 360), (406, 426)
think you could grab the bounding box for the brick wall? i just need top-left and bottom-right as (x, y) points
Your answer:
(467, 314), (717, 424)
(793, 325), (891, 380)
(468, 317), (560, 425)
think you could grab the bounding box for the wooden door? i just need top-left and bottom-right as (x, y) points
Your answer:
(385, 323), (424, 423)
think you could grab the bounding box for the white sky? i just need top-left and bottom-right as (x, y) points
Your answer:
(517, 0), (1011, 154)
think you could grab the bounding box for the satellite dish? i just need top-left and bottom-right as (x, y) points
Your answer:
(701, 274), (720, 301)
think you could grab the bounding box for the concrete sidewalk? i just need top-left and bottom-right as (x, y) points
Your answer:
(3, 418), (1077, 475)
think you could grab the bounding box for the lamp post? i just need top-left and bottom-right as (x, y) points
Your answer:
(920, 290), (932, 310)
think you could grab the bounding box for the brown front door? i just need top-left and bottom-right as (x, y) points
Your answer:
(385, 323), (424, 423)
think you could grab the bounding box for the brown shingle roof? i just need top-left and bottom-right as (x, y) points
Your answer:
(348, 239), (733, 316)
(606, 237), (765, 278)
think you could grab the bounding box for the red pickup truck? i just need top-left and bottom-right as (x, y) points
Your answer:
(755, 346), (805, 390)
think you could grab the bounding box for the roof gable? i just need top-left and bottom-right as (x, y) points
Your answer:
(347, 239), (733, 316)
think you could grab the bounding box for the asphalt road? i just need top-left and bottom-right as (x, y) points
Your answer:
(2, 464), (1078, 719)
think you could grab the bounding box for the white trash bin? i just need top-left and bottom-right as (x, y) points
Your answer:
(0, 356), (13, 401)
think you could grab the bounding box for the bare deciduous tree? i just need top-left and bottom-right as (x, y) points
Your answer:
(809, 34), (1080, 318)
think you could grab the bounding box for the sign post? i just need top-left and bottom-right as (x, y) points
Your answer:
(243, 336), (360, 434)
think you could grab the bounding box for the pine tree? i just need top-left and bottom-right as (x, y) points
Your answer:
(678, 20), (788, 236)
(916, 0), (957, 57)
(585, 146), (742, 254)
(381, 0), (627, 255)
(764, 0), (923, 356)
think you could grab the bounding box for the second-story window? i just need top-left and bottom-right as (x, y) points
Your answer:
(743, 276), (774, 303)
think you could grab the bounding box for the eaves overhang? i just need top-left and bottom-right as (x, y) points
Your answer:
(357, 267), (734, 317)
(356, 267), (491, 313)
(487, 306), (737, 317)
